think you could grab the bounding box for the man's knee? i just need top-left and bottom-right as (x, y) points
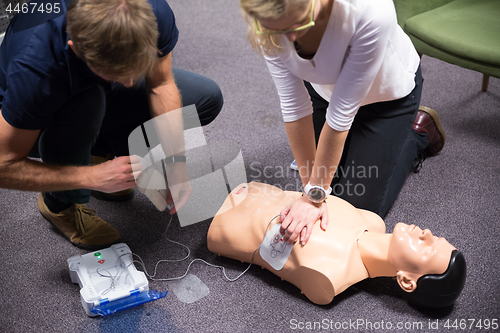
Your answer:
(199, 83), (223, 126)
(172, 68), (223, 126)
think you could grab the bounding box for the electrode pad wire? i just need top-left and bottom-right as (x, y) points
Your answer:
(96, 267), (123, 295)
(95, 213), (286, 295)
(93, 215), (185, 294)
(130, 214), (191, 281)
(96, 251), (138, 295)
(130, 213), (286, 283)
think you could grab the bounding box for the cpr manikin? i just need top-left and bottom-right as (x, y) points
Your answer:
(207, 182), (466, 308)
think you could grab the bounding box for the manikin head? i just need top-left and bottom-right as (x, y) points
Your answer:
(66, 0), (160, 86)
(389, 223), (466, 308)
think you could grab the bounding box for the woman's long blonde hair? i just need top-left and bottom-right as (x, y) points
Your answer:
(240, 0), (310, 56)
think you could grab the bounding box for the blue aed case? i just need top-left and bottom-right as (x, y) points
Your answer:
(67, 243), (167, 317)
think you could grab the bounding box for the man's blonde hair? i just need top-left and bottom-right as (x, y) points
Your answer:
(67, 0), (160, 79)
(240, 0), (310, 56)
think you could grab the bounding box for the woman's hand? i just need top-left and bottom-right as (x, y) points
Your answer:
(279, 195), (329, 245)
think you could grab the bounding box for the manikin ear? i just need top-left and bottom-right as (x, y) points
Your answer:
(396, 271), (418, 292)
(68, 40), (78, 56)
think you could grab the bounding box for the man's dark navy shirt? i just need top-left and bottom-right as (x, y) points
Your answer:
(0, 0), (179, 130)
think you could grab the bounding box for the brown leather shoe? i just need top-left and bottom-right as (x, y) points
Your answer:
(90, 155), (134, 201)
(38, 194), (120, 250)
(412, 106), (446, 155)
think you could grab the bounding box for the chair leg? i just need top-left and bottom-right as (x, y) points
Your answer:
(482, 74), (490, 92)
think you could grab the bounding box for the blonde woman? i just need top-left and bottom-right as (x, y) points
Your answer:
(241, 0), (445, 245)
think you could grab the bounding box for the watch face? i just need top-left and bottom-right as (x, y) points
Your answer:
(310, 188), (325, 202)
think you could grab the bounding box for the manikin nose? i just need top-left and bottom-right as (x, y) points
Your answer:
(419, 229), (434, 242)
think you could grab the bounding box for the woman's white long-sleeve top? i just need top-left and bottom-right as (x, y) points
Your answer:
(264, 0), (421, 131)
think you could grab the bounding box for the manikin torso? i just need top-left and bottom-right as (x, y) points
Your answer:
(207, 182), (386, 304)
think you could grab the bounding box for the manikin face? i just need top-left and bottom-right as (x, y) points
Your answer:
(257, 0), (320, 42)
(388, 223), (456, 276)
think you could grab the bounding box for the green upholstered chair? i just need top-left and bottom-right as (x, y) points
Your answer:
(393, 0), (500, 92)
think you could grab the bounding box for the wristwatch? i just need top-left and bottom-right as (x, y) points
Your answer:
(303, 182), (332, 203)
(163, 155), (186, 165)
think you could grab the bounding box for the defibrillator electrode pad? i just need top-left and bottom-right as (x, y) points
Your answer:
(259, 223), (293, 270)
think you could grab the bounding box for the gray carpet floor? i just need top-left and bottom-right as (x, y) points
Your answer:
(0, 0), (499, 332)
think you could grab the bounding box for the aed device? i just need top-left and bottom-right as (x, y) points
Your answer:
(67, 243), (167, 317)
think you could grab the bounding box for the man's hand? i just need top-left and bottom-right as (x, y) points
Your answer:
(88, 155), (142, 193)
(279, 195), (329, 246)
(164, 162), (192, 215)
